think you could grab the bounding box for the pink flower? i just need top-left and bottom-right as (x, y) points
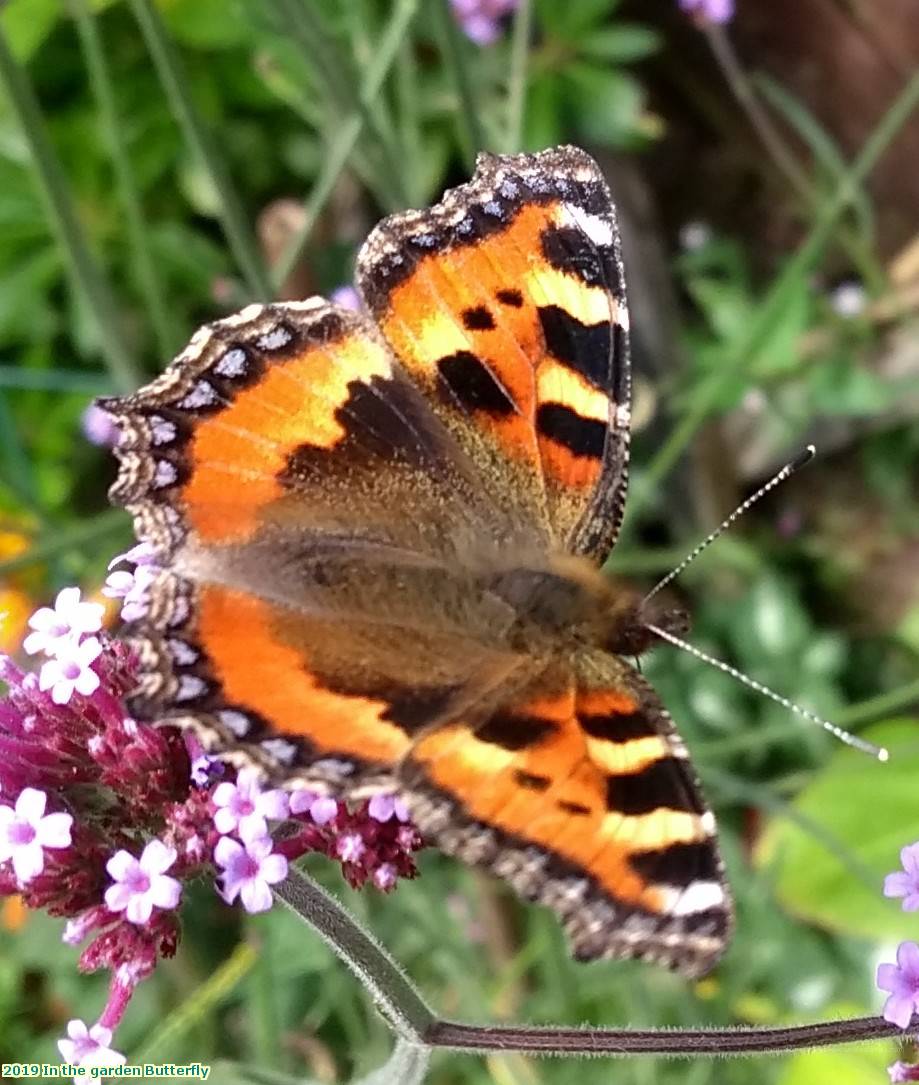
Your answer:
(336, 831), (366, 864)
(0, 788), (72, 883)
(212, 767), (289, 838)
(330, 285), (362, 311)
(290, 789), (339, 826)
(368, 793), (410, 823)
(885, 844), (919, 911)
(890, 1062), (919, 1082)
(450, 0), (518, 44)
(104, 840), (182, 925)
(23, 588), (103, 657)
(38, 636), (103, 704)
(214, 831), (287, 913)
(373, 863), (397, 891)
(57, 1019), (125, 1070)
(81, 404), (119, 448)
(878, 941), (919, 1028)
(679, 0), (734, 23)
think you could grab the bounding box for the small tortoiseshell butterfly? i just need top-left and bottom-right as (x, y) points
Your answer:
(102, 146), (731, 976)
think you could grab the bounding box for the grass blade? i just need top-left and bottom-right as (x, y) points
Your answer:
(70, 0), (177, 359)
(272, 0), (420, 291)
(0, 508), (128, 577)
(504, 0), (532, 153)
(432, 0), (487, 167)
(0, 26), (139, 393)
(127, 0), (272, 301)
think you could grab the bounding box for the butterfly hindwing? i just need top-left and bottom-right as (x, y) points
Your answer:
(402, 650), (731, 976)
(358, 145), (632, 562)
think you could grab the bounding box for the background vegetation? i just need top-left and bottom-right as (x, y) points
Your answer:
(1, 1), (919, 1082)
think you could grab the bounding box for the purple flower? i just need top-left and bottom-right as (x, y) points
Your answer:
(0, 788), (72, 883)
(368, 793), (411, 823)
(212, 767), (289, 838)
(214, 831), (288, 913)
(57, 1019), (125, 1070)
(373, 863), (397, 891)
(889, 1062), (919, 1082)
(336, 831), (366, 864)
(23, 588), (103, 657)
(885, 844), (919, 911)
(38, 636), (103, 705)
(108, 542), (159, 569)
(878, 941), (919, 1028)
(290, 788), (339, 825)
(330, 285), (362, 311)
(678, 0), (734, 24)
(104, 840), (182, 925)
(450, 0), (518, 45)
(81, 404), (119, 448)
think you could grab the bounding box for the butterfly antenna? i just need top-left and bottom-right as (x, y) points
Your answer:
(644, 445), (817, 604)
(647, 622), (889, 761)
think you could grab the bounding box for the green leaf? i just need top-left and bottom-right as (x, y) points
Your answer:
(579, 24), (660, 63)
(757, 718), (919, 939)
(564, 64), (646, 146)
(0, 0), (61, 61)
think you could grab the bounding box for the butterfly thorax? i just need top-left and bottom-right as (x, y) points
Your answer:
(487, 553), (687, 659)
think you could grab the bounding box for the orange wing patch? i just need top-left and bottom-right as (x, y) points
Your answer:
(403, 654), (731, 976)
(358, 146), (631, 557)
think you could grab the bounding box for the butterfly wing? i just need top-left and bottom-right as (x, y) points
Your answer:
(401, 650), (731, 976)
(102, 299), (526, 780)
(357, 145), (632, 563)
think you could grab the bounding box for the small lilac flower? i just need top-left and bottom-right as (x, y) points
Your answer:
(214, 832), (288, 913)
(104, 840), (182, 925)
(450, 0), (518, 45)
(336, 831), (366, 864)
(104, 564), (158, 624)
(373, 863), (397, 891)
(107, 542), (159, 570)
(212, 767), (289, 838)
(889, 1062), (919, 1082)
(57, 1019), (126, 1070)
(330, 285), (362, 311)
(81, 404), (119, 448)
(878, 941), (919, 1029)
(23, 588), (103, 657)
(885, 844), (919, 911)
(679, 0), (734, 24)
(38, 636), (103, 705)
(289, 788), (339, 825)
(368, 793), (411, 823)
(0, 788), (73, 883)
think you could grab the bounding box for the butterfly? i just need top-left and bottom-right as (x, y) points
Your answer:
(101, 145), (732, 976)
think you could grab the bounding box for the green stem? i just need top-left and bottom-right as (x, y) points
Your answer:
(70, 0), (176, 359)
(633, 70), (919, 522)
(272, 0), (420, 292)
(127, 0), (272, 301)
(0, 27), (139, 392)
(837, 677), (919, 728)
(433, 0), (487, 167)
(271, 0), (407, 209)
(504, 0), (532, 153)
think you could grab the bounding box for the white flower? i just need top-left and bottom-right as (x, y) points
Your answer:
(103, 564), (158, 622)
(212, 767), (289, 838)
(830, 280), (867, 318)
(107, 541), (159, 569)
(23, 587), (103, 657)
(57, 1019), (125, 1072)
(38, 636), (103, 705)
(214, 830), (287, 913)
(104, 839), (182, 925)
(0, 788), (72, 883)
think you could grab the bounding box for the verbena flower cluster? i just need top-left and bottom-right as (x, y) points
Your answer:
(878, 844), (919, 1080)
(0, 583), (422, 1071)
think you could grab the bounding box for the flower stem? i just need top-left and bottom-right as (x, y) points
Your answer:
(272, 868), (435, 1042)
(276, 867), (914, 1059)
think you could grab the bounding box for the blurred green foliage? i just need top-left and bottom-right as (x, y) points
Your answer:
(1, 0), (919, 1083)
